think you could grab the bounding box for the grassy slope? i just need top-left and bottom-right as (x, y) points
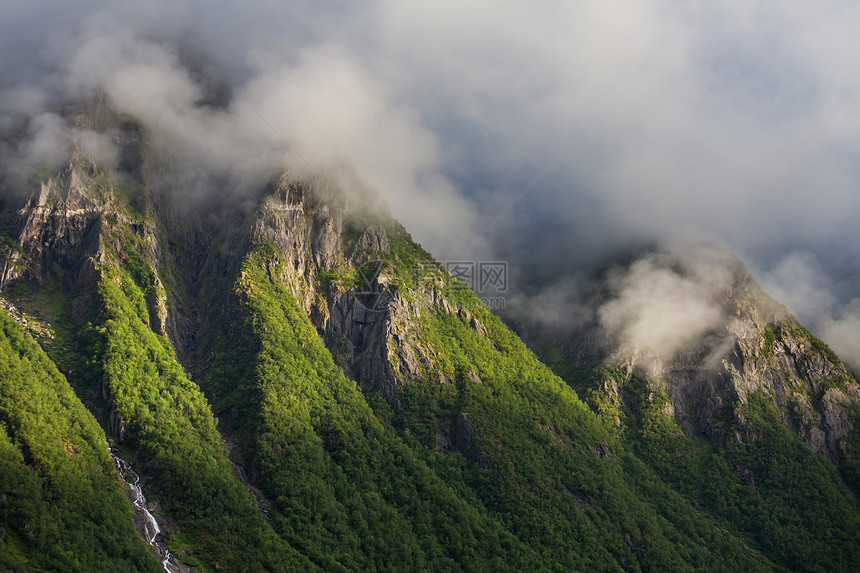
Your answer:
(0, 310), (160, 572)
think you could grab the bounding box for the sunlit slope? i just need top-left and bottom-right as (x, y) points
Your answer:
(0, 309), (159, 572)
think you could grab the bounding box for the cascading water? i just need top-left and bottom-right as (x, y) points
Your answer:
(110, 445), (173, 573)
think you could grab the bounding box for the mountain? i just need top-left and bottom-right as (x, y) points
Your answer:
(0, 106), (858, 571)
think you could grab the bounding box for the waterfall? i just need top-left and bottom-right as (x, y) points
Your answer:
(110, 446), (173, 573)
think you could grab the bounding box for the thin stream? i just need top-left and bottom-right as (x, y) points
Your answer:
(110, 446), (173, 572)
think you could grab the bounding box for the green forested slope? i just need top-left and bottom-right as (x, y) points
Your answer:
(398, 278), (767, 570)
(627, 377), (860, 571)
(201, 238), (768, 571)
(205, 240), (541, 571)
(74, 253), (313, 571)
(0, 310), (159, 572)
(543, 359), (860, 572)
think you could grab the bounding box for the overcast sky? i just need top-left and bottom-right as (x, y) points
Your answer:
(1, 0), (858, 360)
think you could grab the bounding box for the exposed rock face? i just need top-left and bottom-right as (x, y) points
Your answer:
(248, 174), (480, 407)
(666, 278), (859, 463)
(453, 412), (491, 468)
(1, 165), (106, 291)
(355, 225), (389, 255)
(454, 412), (476, 454)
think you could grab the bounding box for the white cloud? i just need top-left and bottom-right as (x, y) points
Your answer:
(759, 252), (860, 369)
(598, 249), (728, 363)
(819, 301), (860, 371)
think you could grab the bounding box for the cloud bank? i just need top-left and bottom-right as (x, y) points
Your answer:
(0, 2), (486, 258)
(1, 1), (858, 363)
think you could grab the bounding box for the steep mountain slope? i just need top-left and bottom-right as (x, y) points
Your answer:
(513, 250), (860, 571)
(0, 109), (855, 571)
(0, 305), (159, 571)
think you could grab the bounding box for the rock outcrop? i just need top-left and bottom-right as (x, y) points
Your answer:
(248, 175), (477, 407)
(1, 164), (106, 291)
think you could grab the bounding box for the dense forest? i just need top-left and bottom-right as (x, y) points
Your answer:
(0, 311), (159, 571)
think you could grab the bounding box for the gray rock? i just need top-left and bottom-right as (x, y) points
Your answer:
(356, 225), (389, 254)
